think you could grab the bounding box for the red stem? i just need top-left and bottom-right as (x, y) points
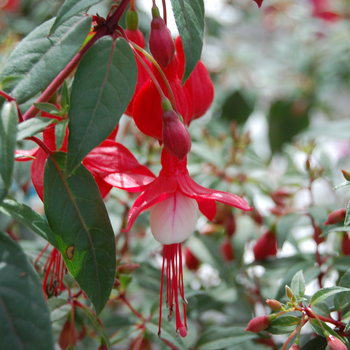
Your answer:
(305, 307), (342, 327)
(120, 294), (143, 320)
(161, 338), (180, 350)
(162, 0), (167, 25)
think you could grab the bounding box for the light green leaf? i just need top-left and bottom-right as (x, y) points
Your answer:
(266, 316), (301, 335)
(0, 15), (91, 104)
(0, 231), (54, 350)
(33, 103), (61, 115)
(291, 270), (306, 299)
(170, 0), (205, 83)
(310, 287), (350, 306)
(55, 119), (68, 151)
(0, 198), (58, 248)
(16, 116), (56, 140)
(276, 213), (302, 247)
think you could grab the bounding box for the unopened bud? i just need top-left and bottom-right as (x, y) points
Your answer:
(59, 320), (78, 350)
(326, 334), (347, 350)
(162, 109), (191, 160)
(221, 239), (235, 262)
(324, 209), (346, 225)
(266, 299), (282, 311)
(184, 247), (200, 270)
(126, 9), (139, 30)
(117, 263), (140, 274)
(286, 286), (294, 300)
(342, 233), (350, 255)
(289, 344), (300, 350)
(149, 6), (175, 68)
(245, 314), (275, 333)
(341, 169), (350, 181)
(270, 188), (290, 207)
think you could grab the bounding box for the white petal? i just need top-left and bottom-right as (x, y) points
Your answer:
(149, 191), (198, 244)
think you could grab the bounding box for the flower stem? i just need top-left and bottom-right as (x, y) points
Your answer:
(120, 294), (144, 320)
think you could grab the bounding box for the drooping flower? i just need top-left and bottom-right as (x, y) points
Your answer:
(123, 148), (251, 336)
(175, 37), (214, 123)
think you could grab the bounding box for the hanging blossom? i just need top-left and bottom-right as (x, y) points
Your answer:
(123, 149), (251, 337)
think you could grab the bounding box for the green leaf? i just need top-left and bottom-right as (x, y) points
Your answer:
(0, 101), (17, 204)
(44, 153), (116, 315)
(60, 80), (70, 112)
(0, 15), (92, 104)
(345, 199), (350, 227)
(334, 269), (350, 311)
(221, 91), (255, 125)
(0, 231), (54, 350)
(276, 213), (302, 247)
(170, 0), (205, 83)
(300, 336), (327, 350)
(33, 102), (61, 115)
(55, 119), (68, 151)
(0, 198), (58, 248)
(268, 99), (310, 153)
(309, 319), (344, 342)
(266, 315), (300, 335)
(16, 116), (56, 140)
(310, 287), (350, 306)
(195, 326), (256, 350)
(47, 298), (71, 322)
(50, 0), (104, 35)
(291, 270), (306, 299)
(66, 36), (137, 175)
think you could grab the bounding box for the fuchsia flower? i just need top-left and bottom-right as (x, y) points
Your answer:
(123, 148), (251, 336)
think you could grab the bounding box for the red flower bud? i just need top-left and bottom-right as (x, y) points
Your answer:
(149, 6), (175, 68)
(341, 169), (350, 181)
(221, 239), (235, 262)
(162, 109), (191, 160)
(270, 188), (290, 207)
(98, 346), (108, 350)
(266, 299), (282, 311)
(324, 209), (346, 225)
(184, 247), (200, 270)
(224, 214), (236, 237)
(245, 315), (272, 333)
(59, 320), (78, 350)
(253, 231), (277, 261)
(327, 335), (347, 350)
(342, 233), (350, 255)
(289, 344), (300, 350)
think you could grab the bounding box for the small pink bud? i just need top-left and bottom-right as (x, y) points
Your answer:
(253, 230), (277, 261)
(117, 263), (140, 274)
(266, 299), (282, 311)
(162, 109), (191, 160)
(289, 344), (300, 350)
(327, 335), (347, 350)
(245, 315), (271, 333)
(221, 239), (235, 262)
(149, 6), (175, 68)
(184, 247), (200, 270)
(324, 209), (346, 225)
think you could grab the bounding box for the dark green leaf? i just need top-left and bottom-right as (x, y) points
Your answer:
(221, 91), (254, 125)
(291, 270), (305, 299)
(44, 153), (116, 315)
(17, 116), (56, 140)
(0, 231), (54, 350)
(0, 15), (92, 104)
(50, 0), (104, 35)
(334, 269), (350, 311)
(33, 103), (61, 115)
(311, 302), (330, 318)
(310, 287), (350, 306)
(0, 198), (58, 248)
(195, 326), (256, 350)
(55, 119), (68, 151)
(300, 336), (327, 350)
(0, 101), (17, 203)
(170, 0), (205, 83)
(276, 213), (302, 247)
(268, 99), (310, 153)
(266, 316), (300, 335)
(66, 37), (137, 175)
(60, 80), (70, 112)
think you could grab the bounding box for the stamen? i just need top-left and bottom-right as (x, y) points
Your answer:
(158, 244), (166, 337)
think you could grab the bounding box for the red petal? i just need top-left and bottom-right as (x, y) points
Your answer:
(123, 176), (177, 231)
(30, 148), (47, 201)
(197, 198), (217, 221)
(178, 173), (252, 212)
(15, 148), (39, 161)
(93, 175), (113, 199)
(104, 171), (156, 192)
